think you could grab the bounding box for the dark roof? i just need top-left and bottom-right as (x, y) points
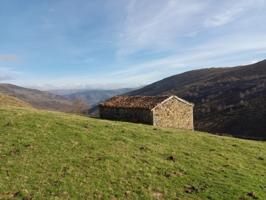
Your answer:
(100, 95), (170, 109)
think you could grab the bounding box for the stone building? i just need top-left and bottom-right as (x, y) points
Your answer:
(99, 95), (194, 130)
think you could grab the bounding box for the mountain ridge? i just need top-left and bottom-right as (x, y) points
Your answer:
(62, 88), (134, 106)
(0, 93), (31, 108)
(0, 83), (75, 112)
(128, 60), (266, 139)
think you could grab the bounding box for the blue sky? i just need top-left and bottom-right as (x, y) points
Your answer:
(0, 0), (266, 90)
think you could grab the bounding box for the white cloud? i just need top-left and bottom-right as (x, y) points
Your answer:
(109, 32), (266, 86)
(117, 0), (207, 57)
(204, 8), (243, 27)
(0, 74), (12, 81)
(116, 0), (266, 57)
(5, 0), (266, 90)
(204, 0), (266, 27)
(17, 31), (266, 90)
(0, 67), (19, 81)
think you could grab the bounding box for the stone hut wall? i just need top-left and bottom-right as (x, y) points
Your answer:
(152, 97), (194, 130)
(99, 106), (153, 125)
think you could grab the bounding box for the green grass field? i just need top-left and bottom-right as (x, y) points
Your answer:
(0, 106), (265, 199)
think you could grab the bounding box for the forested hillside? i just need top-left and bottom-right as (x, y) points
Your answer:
(129, 60), (266, 139)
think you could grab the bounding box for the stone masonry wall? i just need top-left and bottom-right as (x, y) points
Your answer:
(153, 97), (194, 130)
(99, 106), (153, 125)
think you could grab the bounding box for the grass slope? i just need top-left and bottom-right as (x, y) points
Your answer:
(0, 94), (31, 108)
(0, 84), (75, 112)
(0, 107), (265, 200)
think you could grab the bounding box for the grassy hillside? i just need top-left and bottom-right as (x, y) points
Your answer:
(0, 93), (31, 108)
(0, 84), (75, 112)
(128, 60), (266, 139)
(0, 106), (265, 199)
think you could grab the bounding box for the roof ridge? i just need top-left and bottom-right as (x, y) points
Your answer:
(100, 95), (192, 109)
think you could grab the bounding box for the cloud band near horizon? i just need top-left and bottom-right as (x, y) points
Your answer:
(0, 0), (266, 89)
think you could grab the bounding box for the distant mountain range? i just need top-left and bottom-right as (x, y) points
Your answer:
(0, 83), (134, 113)
(129, 60), (266, 140)
(0, 83), (75, 112)
(1, 60), (265, 139)
(55, 88), (134, 106)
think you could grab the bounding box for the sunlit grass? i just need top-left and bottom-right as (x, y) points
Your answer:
(0, 106), (265, 199)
